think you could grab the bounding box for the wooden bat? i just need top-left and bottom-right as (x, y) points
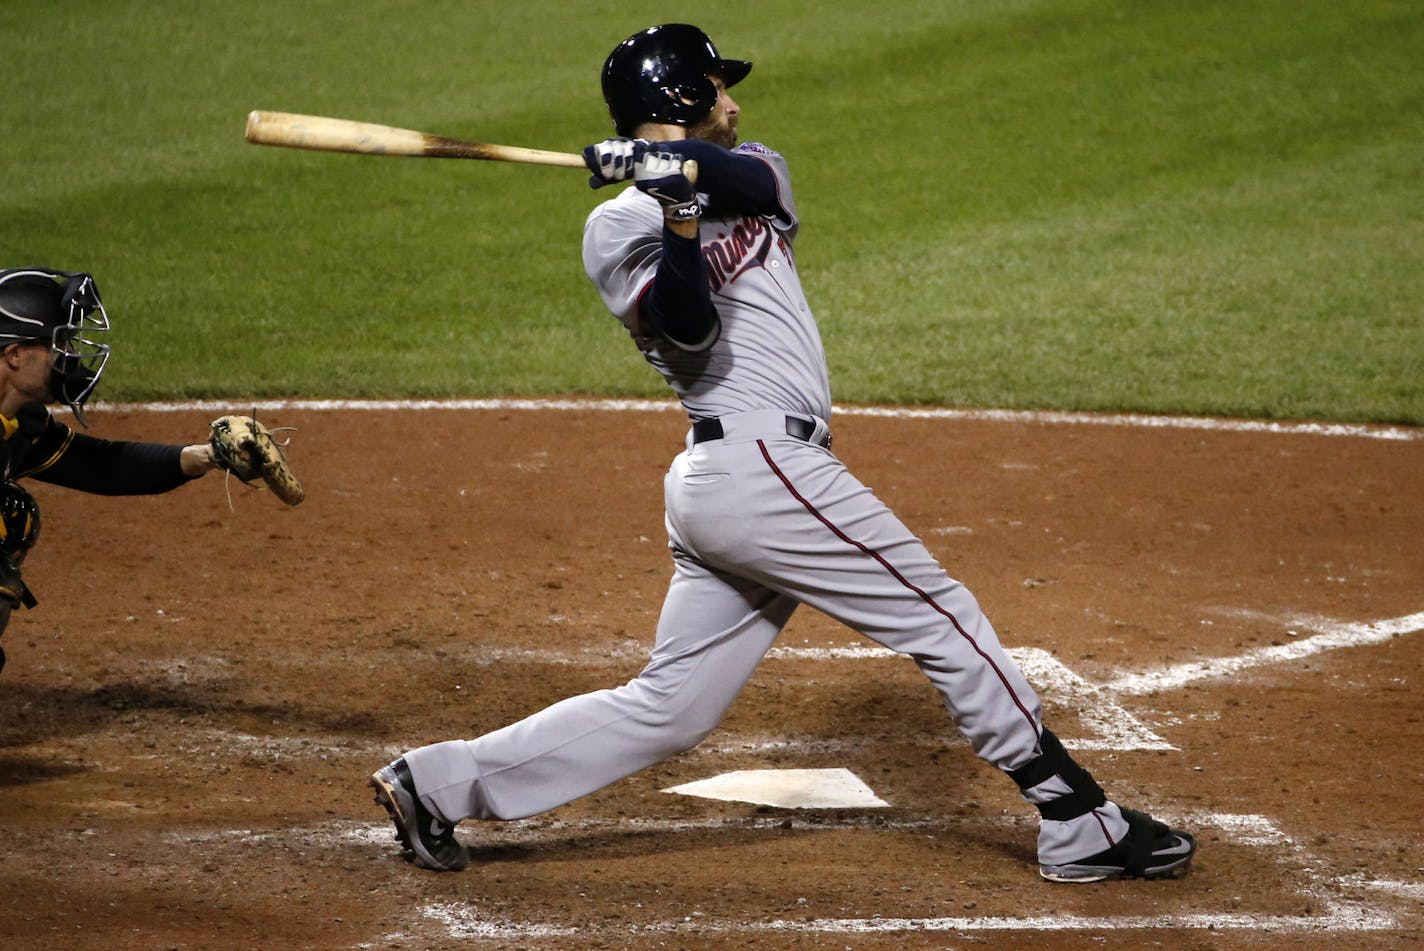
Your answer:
(244, 110), (587, 169)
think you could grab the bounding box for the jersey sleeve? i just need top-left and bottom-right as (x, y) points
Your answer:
(582, 193), (665, 331)
(734, 142), (799, 238)
(15, 413), (191, 495)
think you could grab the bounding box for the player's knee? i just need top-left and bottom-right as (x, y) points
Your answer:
(638, 710), (718, 755)
(618, 661), (739, 754)
(631, 697), (724, 754)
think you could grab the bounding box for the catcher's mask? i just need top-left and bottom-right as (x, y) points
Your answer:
(600, 24), (752, 137)
(0, 267), (112, 428)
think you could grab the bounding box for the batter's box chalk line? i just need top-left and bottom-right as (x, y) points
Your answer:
(764, 644), (1175, 752)
(387, 812), (1407, 941)
(1105, 609), (1424, 696)
(439, 609), (1424, 755)
(767, 608), (1424, 750)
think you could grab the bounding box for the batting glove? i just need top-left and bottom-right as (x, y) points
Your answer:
(583, 138), (648, 189)
(635, 150), (701, 223)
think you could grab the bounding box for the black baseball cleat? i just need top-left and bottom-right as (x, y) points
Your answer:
(1039, 808), (1196, 883)
(370, 757), (470, 872)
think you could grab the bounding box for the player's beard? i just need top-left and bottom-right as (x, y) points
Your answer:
(690, 112), (737, 149)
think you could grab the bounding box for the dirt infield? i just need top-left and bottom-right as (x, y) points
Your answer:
(2, 401), (1420, 950)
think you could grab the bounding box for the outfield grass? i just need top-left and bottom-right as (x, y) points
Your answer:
(3, 0), (1420, 422)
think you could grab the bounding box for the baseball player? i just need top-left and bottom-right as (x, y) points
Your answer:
(372, 24), (1196, 884)
(0, 266), (227, 673)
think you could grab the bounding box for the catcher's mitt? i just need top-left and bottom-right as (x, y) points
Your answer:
(209, 415), (304, 506)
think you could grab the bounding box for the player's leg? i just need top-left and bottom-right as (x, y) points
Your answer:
(674, 438), (1043, 763)
(681, 437), (1192, 878)
(399, 553), (795, 826)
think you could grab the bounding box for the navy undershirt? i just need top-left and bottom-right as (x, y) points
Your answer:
(640, 141), (785, 352)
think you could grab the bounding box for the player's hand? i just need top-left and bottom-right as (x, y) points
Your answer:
(635, 150), (701, 222)
(583, 138), (648, 189)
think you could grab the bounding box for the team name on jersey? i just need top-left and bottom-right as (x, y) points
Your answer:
(703, 216), (780, 293)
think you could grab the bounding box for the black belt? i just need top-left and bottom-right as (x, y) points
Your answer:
(691, 415), (831, 449)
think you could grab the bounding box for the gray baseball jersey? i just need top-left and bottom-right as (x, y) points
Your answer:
(583, 144), (831, 423)
(401, 142), (1132, 868)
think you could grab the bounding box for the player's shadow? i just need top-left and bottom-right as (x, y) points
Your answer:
(466, 808), (1032, 869)
(467, 815), (844, 864)
(0, 754), (88, 789)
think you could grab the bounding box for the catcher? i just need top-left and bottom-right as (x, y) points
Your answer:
(0, 265), (302, 673)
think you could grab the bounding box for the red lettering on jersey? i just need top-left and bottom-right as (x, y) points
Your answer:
(703, 217), (773, 293)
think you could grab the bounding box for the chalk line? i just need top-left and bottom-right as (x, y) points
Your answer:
(1106, 610), (1424, 696)
(84, 396), (1420, 441)
(1010, 648), (1174, 750)
(385, 812), (1403, 939)
(173, 814), (1411, 937)
(451, 608), (1424, 707)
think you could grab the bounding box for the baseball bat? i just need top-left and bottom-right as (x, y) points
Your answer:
(244, 110), (588, 169)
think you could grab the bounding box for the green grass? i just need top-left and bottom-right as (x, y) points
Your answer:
(3, 0), (1421, 422)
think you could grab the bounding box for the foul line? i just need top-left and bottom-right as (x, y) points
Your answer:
(84, 396), (1421, 441)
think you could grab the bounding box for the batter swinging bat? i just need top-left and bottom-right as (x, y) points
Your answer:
(244, 110), (588, 169)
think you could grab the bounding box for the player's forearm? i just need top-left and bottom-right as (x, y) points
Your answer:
(641, 228), (720, 351)
(35, 434), (196, 495)
(659, 140), (781, 217)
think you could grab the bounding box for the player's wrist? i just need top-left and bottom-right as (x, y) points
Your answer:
(664, 216), (700, 238)
(180, 443), (217, 477)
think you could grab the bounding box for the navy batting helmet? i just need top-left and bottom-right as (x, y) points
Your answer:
(0, 267), (111, 427)
(601, 24), (752, 136)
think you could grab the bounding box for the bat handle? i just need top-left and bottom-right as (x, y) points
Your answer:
(684, 159), (699, 186)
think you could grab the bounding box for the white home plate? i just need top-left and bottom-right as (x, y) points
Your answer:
(663, 768), (890, 809)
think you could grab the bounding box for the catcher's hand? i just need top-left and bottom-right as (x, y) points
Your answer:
(208, 415), (304, 506)
(635, 151), (702, 223)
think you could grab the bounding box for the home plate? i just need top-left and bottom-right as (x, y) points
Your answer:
(662, 768), (890, 809)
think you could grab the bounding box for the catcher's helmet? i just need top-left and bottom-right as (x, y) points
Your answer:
(0, 267), (111, 427)
(601, 24), (752, 136)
